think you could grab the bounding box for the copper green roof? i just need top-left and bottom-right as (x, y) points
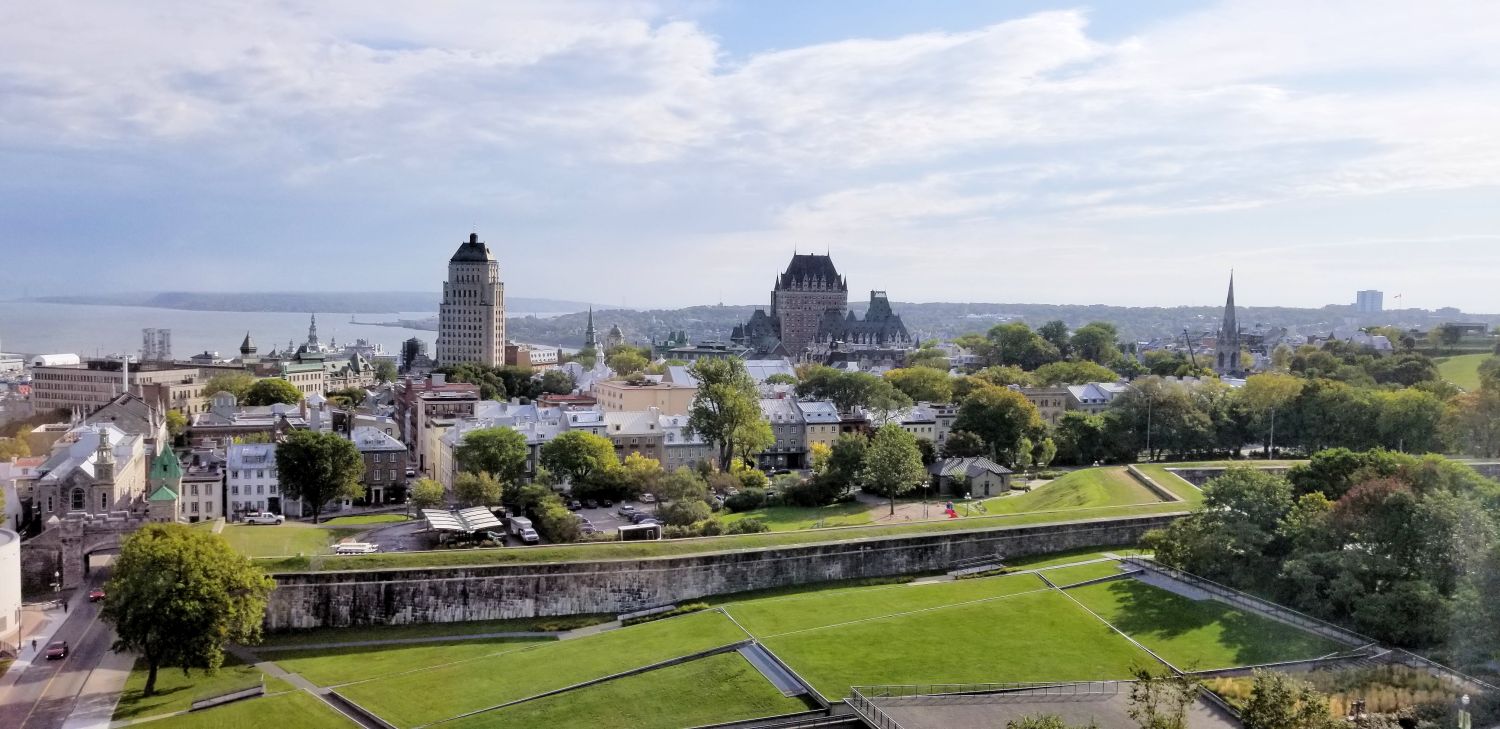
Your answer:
(149, 446), (183, 489)
(148, 485), (179, 502)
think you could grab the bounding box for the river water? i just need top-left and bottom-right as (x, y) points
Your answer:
(0, 302), (567, 358)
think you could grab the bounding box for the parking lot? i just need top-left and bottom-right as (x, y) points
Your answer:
(572, 498), (663, 535)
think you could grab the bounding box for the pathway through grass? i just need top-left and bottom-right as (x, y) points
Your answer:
(128, 690), (355, 729)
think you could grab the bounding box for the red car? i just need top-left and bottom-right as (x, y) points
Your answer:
(88, 589), (106, 603)
(45, 641), (68, 660)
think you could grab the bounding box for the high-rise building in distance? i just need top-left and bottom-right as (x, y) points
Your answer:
(140, 328), (172, 361)
(1355, 290), (1383, 313)
(436, 232), (506, 366)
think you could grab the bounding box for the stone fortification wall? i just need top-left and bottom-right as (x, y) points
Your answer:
(265, 514), (1180, 631)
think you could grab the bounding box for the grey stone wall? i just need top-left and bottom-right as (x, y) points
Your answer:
(264, 514), (1181, 630)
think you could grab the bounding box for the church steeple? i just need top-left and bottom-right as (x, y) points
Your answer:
(584, 307), (599, 351)
(307, 313), (320, 349)
(1215, 271), (1243, 376)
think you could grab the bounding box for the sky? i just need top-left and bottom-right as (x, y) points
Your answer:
(3, 1), (1499, 312)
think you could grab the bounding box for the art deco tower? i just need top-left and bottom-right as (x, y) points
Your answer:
(436, 232), (506, 366)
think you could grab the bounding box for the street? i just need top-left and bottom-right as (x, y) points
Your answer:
(0, 569), (120, 729)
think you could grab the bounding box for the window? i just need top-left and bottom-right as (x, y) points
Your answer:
(70, 489), (84, 510)
(389, 469), (396, 482)
(257, 485), (264, 495)
(47, 496), (54, 512)
(101, 492), (108, 511)
(191, 484), (199, 496)
(257, 469), (265, 479)
(232, 470), (239, 479)
(269, 484), (277, 494)
(192, 502), (199, 513)
(231, 485), (239, 495)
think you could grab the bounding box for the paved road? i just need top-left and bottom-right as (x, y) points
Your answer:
(0, 570), (117, 729)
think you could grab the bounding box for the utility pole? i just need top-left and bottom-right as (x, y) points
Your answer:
(1145, 394), (1154, 463)
(1267, 407), (1275, 460)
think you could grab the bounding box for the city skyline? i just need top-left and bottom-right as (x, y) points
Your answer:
(4, 1), (1499, 311)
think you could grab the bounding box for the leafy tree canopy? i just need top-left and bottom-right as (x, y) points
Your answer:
(273, 429), (363, 522)
(243, 377), (303, 406)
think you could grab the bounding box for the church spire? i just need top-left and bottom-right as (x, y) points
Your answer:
(1215, 271), (1242, 376)
(307, 313), (320, 348)
(584, 307), (599, 350)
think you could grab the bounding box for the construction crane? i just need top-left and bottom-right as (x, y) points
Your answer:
(1181, 328), (1199, 369)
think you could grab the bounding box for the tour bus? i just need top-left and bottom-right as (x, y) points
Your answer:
(617, 523), (662, 541)
(334, 542), (379, 555)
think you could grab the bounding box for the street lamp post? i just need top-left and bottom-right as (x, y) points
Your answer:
(1267, 407), (1275, 460)
(1144, 395), (1154, 462)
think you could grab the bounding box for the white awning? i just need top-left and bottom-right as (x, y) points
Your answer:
(423, 507), (502, 533)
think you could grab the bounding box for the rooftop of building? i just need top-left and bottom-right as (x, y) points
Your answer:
(777, 253), (847, 291)
(449, 232), (495, 263)
(351, 426), (407, 452)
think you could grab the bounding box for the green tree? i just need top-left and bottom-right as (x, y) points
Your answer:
(1373, 388), (1446, 453)
(1126, 666), (1198, 729)
(1150, 467), (1294, 587)
(1239, 373), (1304, 457)
(202, 371), (256, 401)
(884, 367), (953, 403)
(243, 377), (304, 406)
(1446, 386), (1500, 457)
(453, 471), (504, 507)
(763, 373), (798, 386)
(860, 424), (928, 516)
(374, 360), (398, 383)
(1070, 322), (1121, 365)
(1033, 437), (1057, 469)
(1008, 716), (1098, 729)
(1053, 412), (1109, 465)
(1037, 320), (1072, 359)
(0, 436), (30, 460)
(687, 358), (768, 470)
(102, 524), (274, 697)
(823, 433), (869, 494)
(409, 478), (446, 510)
(454, 427), (529, 484)
(619, 452), (665, 497)
(986, 322), (1061, 369)
(863, 378), (914, 426)
(906, 344), (950, 370)
(326, 386), (367, 409)
(540, 368), (576, 395)
(953, 385), (1044, 466)
(970, 365), (1033, 388)
(539, 431), (618, 484)
(656, 466), (709, 503)
(941, 430), (988, 458)
(164, 410), (187, 440)
(1031, 360), (1118, 386)
(606, 348), (649, 376)
(274, 430), (364, 523)
(1239, 670), (1339, 729)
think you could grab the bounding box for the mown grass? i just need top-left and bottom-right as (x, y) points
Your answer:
(258, 614), (610, 647)
(257, 501), (1189, 573)
(718, 501), (874, 530)
(1039, 560), (1127, 586)
(261, 638), (548, 687)
(723, 572), (1046, 637)
(321, 513), (409, 526)
(1066, 579), (1347, 670)
(131, 690), (355, 729)
(1437, 353), (1491, 391)
(762, 589), (1151, 700)
(980, 467), (1161, 513)
(113, 656), (294, 721)
(438, 652), (811, 729)
(336, 609), (749, 729)
(1008, 546), (1149, 570)
(220, 524), (363, 558)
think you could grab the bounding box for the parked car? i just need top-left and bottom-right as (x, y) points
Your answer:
(567, 500), (583, 511)
(580, 524), (598, 535)
(45, 641), (68, 660)
(583, 499), (599, 509)
(636, 517), (660, 526)
(640, 493), (656, 503)
(630, 512), (657, 524)
(243, 512), (284, 525)
(617, 505), (636, 517)
(483, 530), (506, 543)
(518, 527), (540, 544)
(88, 588), (106, 602)
(600, 498), (614, 508)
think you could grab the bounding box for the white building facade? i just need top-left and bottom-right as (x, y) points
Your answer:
(436, 233), (506, 366)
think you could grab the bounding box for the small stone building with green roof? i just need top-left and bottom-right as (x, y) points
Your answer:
(146, 445), (183, 522)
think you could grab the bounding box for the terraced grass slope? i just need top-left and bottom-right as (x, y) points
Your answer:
(336, 609), (748, 729)
(1067, 579), (1347, 670)
(983, 467), (1162, 513)
(128, 691), (355, 729)
(113, 656), (294, 721)
(439, 652), (810, 729)
(261, 637), (548, 687)
(1039, 560), (1126, 587)
(1438, 353), (1491, 391)
(219, 524), (363, 558)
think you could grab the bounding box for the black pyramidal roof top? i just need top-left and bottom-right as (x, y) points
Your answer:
(450, 233), (495, 263)
(778, 253), (846, 290)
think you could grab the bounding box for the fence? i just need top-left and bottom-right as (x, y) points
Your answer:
(1124, 557), (1500, 695)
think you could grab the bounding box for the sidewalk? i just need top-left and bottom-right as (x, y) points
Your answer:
(61, 647), (135, 729)
(0, 592), (79, 692)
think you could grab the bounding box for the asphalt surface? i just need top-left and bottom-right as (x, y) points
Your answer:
(0, 569), (117, 729)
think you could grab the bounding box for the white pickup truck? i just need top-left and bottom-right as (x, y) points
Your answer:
(243, 512), (284, 525)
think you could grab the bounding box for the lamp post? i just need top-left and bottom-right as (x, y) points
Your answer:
(1144, 394), (1154, 462)
(1460, 694), (1472, 729)
(1267, 407), (1275, 460)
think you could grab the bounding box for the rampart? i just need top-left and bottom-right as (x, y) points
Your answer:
(264, 514), (1180, 630)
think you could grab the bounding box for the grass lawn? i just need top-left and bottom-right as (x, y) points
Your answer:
(1437, 353), (1491, 391)
(764, 589), (1151, 700)
(718, 501), (874, 530)
(338, 609), (749, 728)
(136, 690), (355, 729)
(257, 500), (1191, 572)
(1066, 580), (1346, 670)
(440, 652), (811, 729)
(981, 467), (1162, 513)
(259, 614), (610, 647)
(724, 572), (1046, 637)
(261, 638), (548, 687)
(321, 513), (409, 526)
(1040, 560), (1126, 587)
(113, 656), (294, 721)
(1008, 547), (1149, 571)
(219, 524), (364, 558)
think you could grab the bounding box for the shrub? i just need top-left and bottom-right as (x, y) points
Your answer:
(726, 517), (769, 534)
(697, 518), (724, 536)
(660, 499), (712, 526)
(724, 488), (767, 512)
(779, 475), (844, 507)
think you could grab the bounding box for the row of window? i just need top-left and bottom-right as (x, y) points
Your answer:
(230, 484), (278, 495)
(230, 469), (276, 479)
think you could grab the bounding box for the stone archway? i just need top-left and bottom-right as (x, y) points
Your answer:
(20, 515), (147, 591)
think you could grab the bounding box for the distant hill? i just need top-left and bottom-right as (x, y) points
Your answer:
(29, 292), (593, 315)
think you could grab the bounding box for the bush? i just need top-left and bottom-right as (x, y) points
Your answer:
(726, 517), (769, 534)
(724, 488), (767, 512)
(706, 471), (740, 495)
(737, 467), (770, 491)
(697, 518), (724, 536)
(779, 475), (845, 507)
(659, 499), (712, 526)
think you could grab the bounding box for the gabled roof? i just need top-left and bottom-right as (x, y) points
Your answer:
(778, 253), (847, 291)
(930, 457), (1012, 479)
(148, 485), (179, 501)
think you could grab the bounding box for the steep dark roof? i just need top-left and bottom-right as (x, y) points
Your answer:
(778, 254), (846, 291)
(450, 233), (495, 263)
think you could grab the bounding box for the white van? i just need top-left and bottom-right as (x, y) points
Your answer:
(333, 542), (379, 555)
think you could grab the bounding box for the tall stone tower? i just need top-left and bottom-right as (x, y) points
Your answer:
(771, 254), (849, 354)
(436, 232), (506, 366)
(1215, 272), (1243, 376)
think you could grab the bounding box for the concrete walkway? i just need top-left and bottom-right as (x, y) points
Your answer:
(61, 648), (135, 729)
